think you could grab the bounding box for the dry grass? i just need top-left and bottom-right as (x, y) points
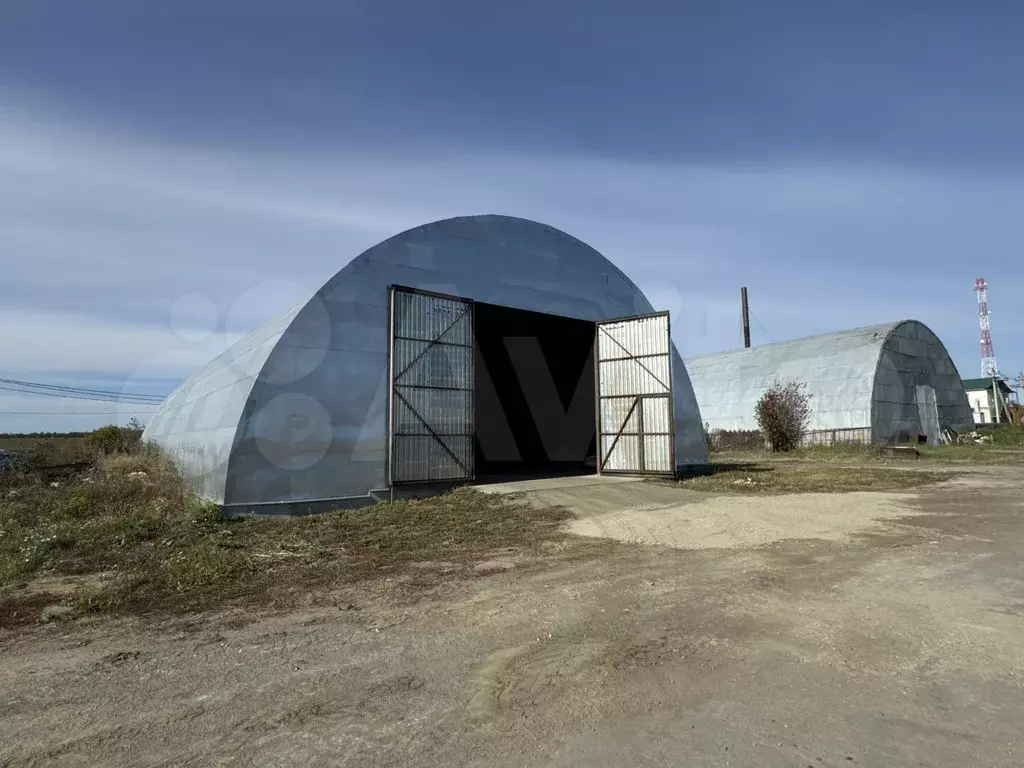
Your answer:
(0, 434), (96, 467)
(0, 455), (574, 628)
(679, 460), (948, 494)
(0, 435), (87, 452)
(916, 445), (1024, 464)
(713, 430), (1024, 467)
(97, 452), (169, 474)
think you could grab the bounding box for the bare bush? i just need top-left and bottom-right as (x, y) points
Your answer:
(754, 379), (812, 452)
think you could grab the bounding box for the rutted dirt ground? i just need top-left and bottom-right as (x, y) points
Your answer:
(3, 467), (1024, 767)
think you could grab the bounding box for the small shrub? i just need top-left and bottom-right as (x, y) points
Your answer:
(754, 379), (812, 452)
(86, 419), (145, 456)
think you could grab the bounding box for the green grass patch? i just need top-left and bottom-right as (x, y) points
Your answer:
(713, 433), (1024, 466)
(915, 444), (1024, 463)
(983, 423), (1024, 448)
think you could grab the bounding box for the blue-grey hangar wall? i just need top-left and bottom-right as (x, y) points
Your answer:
(144, 215), (709, 513)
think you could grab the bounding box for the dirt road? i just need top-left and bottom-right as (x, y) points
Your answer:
(3, 468), (1023, 767)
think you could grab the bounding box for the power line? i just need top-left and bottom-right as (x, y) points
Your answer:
(0, 377), (165, 397)
(0, 384), (148, 403)
(0, 377), (166, 402)
(0, 410), (157, 416)
(0, 384), (165, 405)
(0, 377), (168, 406)
(0, 386), (163, 403)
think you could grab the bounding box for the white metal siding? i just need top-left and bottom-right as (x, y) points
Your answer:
(685, 324), (888, 434)
(966, 389), (993, 425)
(686, 320), (974, 444)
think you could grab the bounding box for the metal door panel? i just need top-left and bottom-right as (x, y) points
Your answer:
(600, 396), (639, 433)
(602, 434), (640, 472)
(389, 287), (475, 483)
(915, 384), (939, 446)
(596, 312), (675, 476)
(597, 357), (672, 396)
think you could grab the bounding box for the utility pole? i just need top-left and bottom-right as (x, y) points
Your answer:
(741, 287), (751, 349)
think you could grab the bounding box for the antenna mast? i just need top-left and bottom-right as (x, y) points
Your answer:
(975, 277), (998, 377)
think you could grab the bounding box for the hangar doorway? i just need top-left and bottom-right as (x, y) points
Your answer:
(387, 286), (675, 486)
(474, 301), (596, 479)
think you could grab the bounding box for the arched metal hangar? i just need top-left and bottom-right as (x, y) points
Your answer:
(144, 215), (708, 513)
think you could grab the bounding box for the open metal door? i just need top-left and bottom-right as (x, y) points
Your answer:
(915, 384), (939, 446)
(596, 312), (675, 476)
(388, 287), (475, 484)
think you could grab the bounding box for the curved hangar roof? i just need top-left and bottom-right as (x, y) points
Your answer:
(144, 215), (707, 510)
(685, 320), (974, 442)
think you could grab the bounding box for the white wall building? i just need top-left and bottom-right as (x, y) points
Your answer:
(962, 377), (1014, 425)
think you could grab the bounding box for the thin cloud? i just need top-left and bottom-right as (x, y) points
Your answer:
(0, 308), (243, 376)
(2, 106), (1022, 429)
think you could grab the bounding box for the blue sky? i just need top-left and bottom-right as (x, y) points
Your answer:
(1, 1), (1021, 431)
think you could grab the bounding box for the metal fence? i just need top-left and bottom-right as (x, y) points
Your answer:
(799, 427), (872, 446)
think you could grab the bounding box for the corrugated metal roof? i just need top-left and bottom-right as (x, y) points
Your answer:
(141, 300), (308, 503)
(685, 320), (974, 442)
(961, 377), (1013, 393)
(685, 322), (897, 433)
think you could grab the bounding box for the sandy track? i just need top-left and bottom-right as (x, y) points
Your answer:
(568, 491), (925, 549)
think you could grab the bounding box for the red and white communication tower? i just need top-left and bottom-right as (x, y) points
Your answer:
(975, 277), (998, 377)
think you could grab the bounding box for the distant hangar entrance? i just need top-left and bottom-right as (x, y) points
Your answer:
(143, 215), (708, 514)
